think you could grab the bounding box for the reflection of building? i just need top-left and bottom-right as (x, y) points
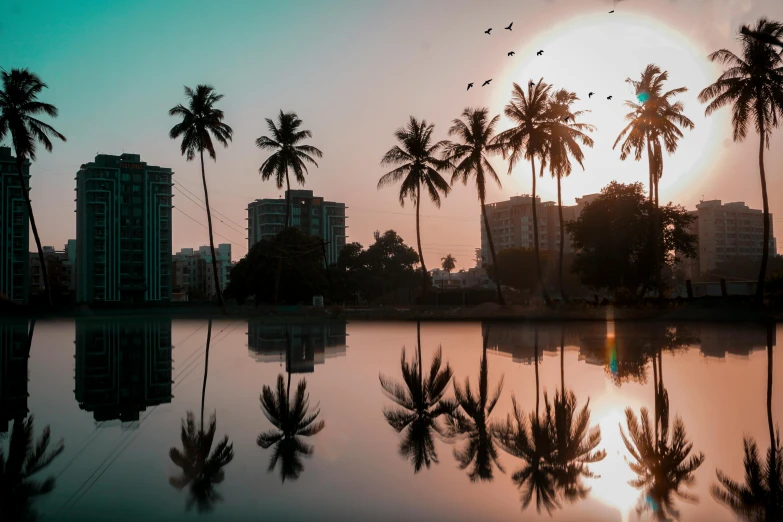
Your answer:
(247, 321), (347, 373)
(698, 324), (772, 358)
(75, 320), (172, 423)
(172, 244), (233, 299)
(0, 320), (30, 432)
(0, 146), (31, 304)
(75, 153), (173, 303)
(247, 190), (347, 265)
(484, 323), (564, 363)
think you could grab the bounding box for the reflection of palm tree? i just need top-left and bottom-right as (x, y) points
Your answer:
(169, 320), (234, 512)
(446, 324), (504, 481)
(0, 415), (64, 521)
(379, 321), (455, 472)
(712, 324), (782, 520)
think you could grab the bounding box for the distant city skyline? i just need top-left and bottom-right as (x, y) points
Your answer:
(2, 0), (783, 270)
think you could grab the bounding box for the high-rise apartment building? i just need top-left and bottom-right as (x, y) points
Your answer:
(247, 190), (347, 264)
(75, 153), (173, 303)
(680, 200), (777, 279)
(74, 319), (172, 423)
(172, 244), (232, 298)
(0, 147), (30, 304)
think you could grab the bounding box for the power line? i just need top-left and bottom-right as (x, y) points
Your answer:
(174, 207), (247, 252)
(173, 181), (247, 231)
(173, 185), (247, 237)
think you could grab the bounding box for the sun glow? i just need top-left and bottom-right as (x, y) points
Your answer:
(493, 11), (722, 206)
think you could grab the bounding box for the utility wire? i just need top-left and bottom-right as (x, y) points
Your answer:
(174, 207), (247, 253)
(173, 185), (247, 237)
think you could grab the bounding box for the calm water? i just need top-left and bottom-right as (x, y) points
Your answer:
(1, 318), (781, 522)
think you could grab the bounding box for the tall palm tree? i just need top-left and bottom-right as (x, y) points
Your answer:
(544, 90), (595, 301)
(712, 323), (782, 520)
(258, 373), (326, 482)
(169, 320), (234, 512)
(446, 323), (505, 482)
(495, 81), (553, 306)
(0, 416), (64, 521)
(0, 69), (67, 307)
(379, 321), (455, 472)
(169, 85), (233, 310)
(444, 108), (505, 305)
(441, 254), (456, 284)
(741, 25), (783, 48)
(378, 116), (451, 298)
(699, 19), (783, 304)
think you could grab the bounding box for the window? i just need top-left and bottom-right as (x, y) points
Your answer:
(132, 185), (140, 192)
(121, 173), (130, 181)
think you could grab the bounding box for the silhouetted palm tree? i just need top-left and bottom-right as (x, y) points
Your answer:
(444, 108), (505, 304)
(741, 25), (783, 48)
(379, 321), (455, 472)
(544, 90), (595, 301)
(712, 323), (782, 521)
(169, 320), (234, 512)
(258, 374), (325, 482)
(699, 19), (783, 304)
(0, 416), (64, 521)
(446, 324), (505, 481)
(495, 81), (553, 306)
(378, 116), (451, 298)
(0, 69), (67, 307)
(169, 85), (233, 311)
(441, 254), (456, 283)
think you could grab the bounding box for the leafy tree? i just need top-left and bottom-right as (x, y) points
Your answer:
(485, 247), (552, 295)
(566, 182), (697, 299)
(443, 107), (505, 304)
(378, 117), (451, 298)
(169, 85), (232, 311)
(699, 19), (783, 303)
(0, 69), (67, 306)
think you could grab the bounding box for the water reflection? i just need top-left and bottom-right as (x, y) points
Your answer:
(712, 324), (783, 521)
(0, 319), (31, 432)
(74, 319), (173, 423)
(257, 324), (326, 482)
(379, 320), (455, 473)
(247, 320), (347, 372)
(169, 320), (234, 512)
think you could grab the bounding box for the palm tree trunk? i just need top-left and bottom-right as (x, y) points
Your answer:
(756, 127), (770, 305)
(652, 351), (659, 444)
(560, 326), (565, 398)
(415, 184), (428, 299)
(26, 318), (36, 359)
(272, 172), (292, 306)
(15, 156), (51, 307)
(530, 157), (550, 307)
(557, 175), (567, 303)
(535, 328), (540, 418)
(201, 319), (212, 433)
(767, 323), (775, 459)
(199, 151), (226, 312)
(646, 140), (660, 300)
(417, 320), (423, 385)
(481, 199), (505, 305)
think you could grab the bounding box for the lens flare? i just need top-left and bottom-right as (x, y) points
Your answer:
(637, 92), (650, 103)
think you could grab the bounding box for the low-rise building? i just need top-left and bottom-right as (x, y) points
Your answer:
(172, 244), (232, 299)
(29, 241), (77, 301)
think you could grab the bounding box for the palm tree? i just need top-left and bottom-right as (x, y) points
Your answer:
(0, 69), (67, 307)
(712, 323), (782, 520)
(258, 373), (326, 482)
(699, 19), (783, 304)
(446, 323), (505, 481)
(544, 90), (595, 301)
(0, 416), (64, 521)
(495, 81), (553, 306)
(378, 116), (451, 298)
(169, 85), (233, 310)
(443, 108), (505, 305)
(169, 320), (234, 512)
(741, 25), (783, 48)
(379, 321), (455, 472)
(441, 254), (456, 285)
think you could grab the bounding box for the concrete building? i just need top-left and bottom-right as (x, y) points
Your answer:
(247, 190), (347, 265)
(0, 320), (30, 432)
(74, 319), (172, 423)
(680, 200), (777, 279)
(247, 321), (347, 373)
(29, 242), (76, 301)
(0, 147), (30, 304)
(75, 153), (173, 303)
(172, 244), (232, 299)
(430, 267), (491, 289)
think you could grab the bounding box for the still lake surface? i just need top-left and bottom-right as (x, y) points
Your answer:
(1, 318), (781, 522)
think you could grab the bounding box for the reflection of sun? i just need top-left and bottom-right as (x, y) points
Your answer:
(587, 390), (641, 522)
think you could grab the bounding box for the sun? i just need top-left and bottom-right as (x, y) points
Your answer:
(493, 11), (722, 207)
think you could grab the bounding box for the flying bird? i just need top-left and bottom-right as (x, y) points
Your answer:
(529, 81), (535, 87)
(589, 92), (594, 98)
(508, 51), (515, 56)
(536, 50), (544, 56)
(482, 79), (492, 86)
(505, 22), (513, 31)
(609, 10), (614, 13)
(467, 82), (474, 91)
(485, 28), (492, 34)
(607, 95), (613, 100)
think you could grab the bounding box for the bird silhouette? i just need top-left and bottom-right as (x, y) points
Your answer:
(505, 22), (513, 31)
(607, 96), (613, 100)
(536, 50), (544, 56)
(467, 82), (474, 91)
(482, 79), (492, 87)
(609, 10), (615, 13)
(485, 28), (492, 35)
(589, 92), (594, 98)
(508, 51), (515, 56)
(529, 81), (535, 87)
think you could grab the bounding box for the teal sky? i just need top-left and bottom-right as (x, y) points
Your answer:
(2, 0), (783, 267)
